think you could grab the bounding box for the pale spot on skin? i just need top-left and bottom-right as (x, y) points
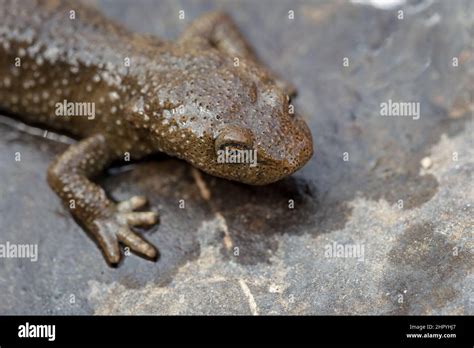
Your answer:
(109, 91), (119, 100)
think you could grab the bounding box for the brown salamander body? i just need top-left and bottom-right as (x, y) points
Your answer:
(0, 0), (313, 265)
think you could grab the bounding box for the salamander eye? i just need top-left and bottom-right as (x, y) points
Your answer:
(215, 125), (254, 153)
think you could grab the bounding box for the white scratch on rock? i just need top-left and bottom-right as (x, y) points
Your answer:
(191, 167), (211, 201)
(215, 212), (233, 251)
(0, 114), (74, 144)
(239, 279), (259, 315)
(351, 0), (405, 10)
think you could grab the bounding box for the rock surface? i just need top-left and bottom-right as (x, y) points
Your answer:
(0, 0), (472, 314)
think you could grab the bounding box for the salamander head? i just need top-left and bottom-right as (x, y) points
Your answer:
(142, 51), (313, 185)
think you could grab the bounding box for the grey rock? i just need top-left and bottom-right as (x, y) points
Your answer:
(0, 0), (472, 314)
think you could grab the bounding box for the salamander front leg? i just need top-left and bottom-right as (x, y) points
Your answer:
(46, 133), (159, 266)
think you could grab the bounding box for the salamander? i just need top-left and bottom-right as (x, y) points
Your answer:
(0, 0), (313, 265)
